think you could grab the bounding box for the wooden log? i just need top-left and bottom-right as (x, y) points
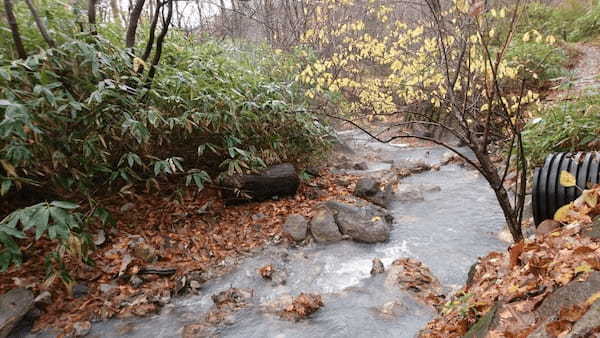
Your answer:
(221, 163), (300, 204)
(0, 288), (34, 338)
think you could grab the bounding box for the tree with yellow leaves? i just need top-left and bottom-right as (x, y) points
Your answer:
(300, 0), (553, 242)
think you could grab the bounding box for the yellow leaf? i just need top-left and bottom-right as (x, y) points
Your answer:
(575, 263), (593, 274)
(583, 190), (598, 207)
(559, 171), (577, 188)
(371, 216), (381, 222)
(554, 203), (573, 222)
(586, 292), (600, 306)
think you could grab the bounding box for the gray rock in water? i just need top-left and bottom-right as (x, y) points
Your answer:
(324, 201), (392, 243)
(395, 184), (425, 202)
(392, 159), (430, 172)
(353, 162), (369, 170)
(354, 178), (394, 208)
(0, 288), (34, 338)
(355, 178), (380, 197)
(310, 205), (343, 242)
(371, 258), (385, 275)
(283, 214), (309, 242)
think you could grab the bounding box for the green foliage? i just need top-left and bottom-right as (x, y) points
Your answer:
(519, 1), (600, 43)
(0, 36), (329, 201)
(523, 95), (600, 167)
(0, 201), (84, 270)
(506, 35), (567, 85)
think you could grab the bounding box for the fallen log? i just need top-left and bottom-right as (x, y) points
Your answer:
(221, 163), (300, 204)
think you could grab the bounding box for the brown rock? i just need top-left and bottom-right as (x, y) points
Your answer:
(536, 220), (561, 237)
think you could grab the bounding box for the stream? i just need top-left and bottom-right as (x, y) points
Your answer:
(37, 130), (508, 338)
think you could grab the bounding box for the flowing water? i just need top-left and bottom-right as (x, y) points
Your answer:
(29, 130), (509, 338)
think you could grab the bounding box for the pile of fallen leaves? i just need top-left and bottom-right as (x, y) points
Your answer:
(0, 169), (355, 335)
(388, 258), (446, 308)
(279, 293), (324, 321)
(422, 184), (600, 337)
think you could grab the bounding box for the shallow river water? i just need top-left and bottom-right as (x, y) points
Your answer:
(41, 131), (509, 338)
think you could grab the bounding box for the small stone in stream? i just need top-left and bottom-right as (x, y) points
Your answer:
(212, 288), (253, 309)
(536, 219), (561, 237)
(392, 159), (431, 173)
(353, 162), (369, 170)
(72, 321), (91, 337)
(130, 275), (144, 288)
(395, 184), (425, 202)
(376, 301), (406, 318)
(258, 264), (274, 279)
(283, 214), (309, 242)
(431, 164), (441, 171)
(73, 283), (89, 298)
(310, 205), (343, 242)
(189, 280), (202, 293)
(371, 258), (385, 275)
(279, 293), (324, 321)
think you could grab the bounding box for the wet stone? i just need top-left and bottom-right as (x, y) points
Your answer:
(309, 205), (343, 243)
(371, 258), (385, 275)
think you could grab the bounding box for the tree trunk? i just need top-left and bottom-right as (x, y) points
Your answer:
(24, 0), (56, 47)
(125, 0), (146, 50)
(141, 0), (163, 61)
(147, 0), (172, 82)
(88, 0), (97, 35)
(3, 0), (27, 59)
(109, 0), (123, 27)
(221, 163), (300, 204)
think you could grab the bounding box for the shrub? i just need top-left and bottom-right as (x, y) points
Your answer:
(523, 95), (600, 167)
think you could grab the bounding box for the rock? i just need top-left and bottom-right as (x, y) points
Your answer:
(73, 283), (89, 298)
(221, 163), (300, 204)
(466, 261), (479, 289)
(384, 258), (445, 307)
(528, 272), (600, 337)
(354, 177), (380, 197)
(536, 219), (561, 237)
(279, 293), (324, 321)
(309, 205), (343, 242)
(395, 184), (425, 202)
(283, 214), (309, 242)
(581, 218), (600, 239)
(72, 321), (91, 337)
(0, 288), (34, 338)
(212, 288), (253, 309)
(375, 301), (406, 318)
(325, 201), (392, 243)
(354, 178), (394, 208)
(353, 162), (369, 170)
(130, 275), (144, 288)
(93, 229), (106, 246)
(371, 258), (385, 275)
(392, 159), (431, 173)
(568, 297), (600, 337)
(189, 280), (202, 293)
(99, 283), (117, 294)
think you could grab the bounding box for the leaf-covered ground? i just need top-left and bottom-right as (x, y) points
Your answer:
(0, 170), (357, 335)
(421, 185), (600, 337)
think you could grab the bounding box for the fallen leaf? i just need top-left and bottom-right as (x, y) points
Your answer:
(559, 171), (577, 188)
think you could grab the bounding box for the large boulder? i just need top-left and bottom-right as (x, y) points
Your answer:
(221, 163), (300, 204)
(283, 214), (308, 242)
(324, 200), (393, 243)
(0, 288), (34, 338)
(310, 205), (343, 242)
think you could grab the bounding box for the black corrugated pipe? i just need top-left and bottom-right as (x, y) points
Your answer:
(533, 152), (600, 226)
